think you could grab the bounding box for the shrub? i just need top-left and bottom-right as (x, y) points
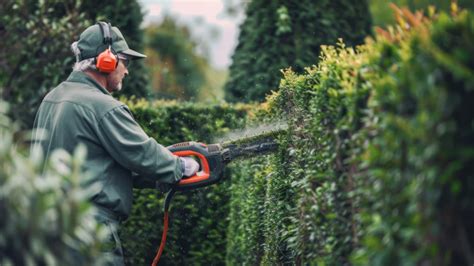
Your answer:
(0, 101), (107, 265)
(353, 8), (474, 265)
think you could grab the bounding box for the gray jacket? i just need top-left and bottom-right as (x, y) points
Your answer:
(32, 71), (182, 220)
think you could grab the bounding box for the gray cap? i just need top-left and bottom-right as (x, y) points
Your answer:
(77, 23), (146, 60)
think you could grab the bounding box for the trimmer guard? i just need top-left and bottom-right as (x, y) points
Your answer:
(168, 142), (227, 191)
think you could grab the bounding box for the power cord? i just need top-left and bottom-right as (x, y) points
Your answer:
(152, 188), (176, 266)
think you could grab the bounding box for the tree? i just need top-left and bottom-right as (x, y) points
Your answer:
(145, 17), (207, 100)
(224, 0), (372, 102)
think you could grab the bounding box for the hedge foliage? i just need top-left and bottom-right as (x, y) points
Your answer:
(118, 99), (252, 265)
(0, 101), (107, 265)
(227, 7), (474, 265)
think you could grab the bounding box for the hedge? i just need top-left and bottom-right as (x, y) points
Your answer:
(227, 7), (474, 265)
(118, 99), (252, 265)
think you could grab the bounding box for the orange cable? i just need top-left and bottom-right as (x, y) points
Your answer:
(151, 211), (169, 266)
(151, 189), (175, 266)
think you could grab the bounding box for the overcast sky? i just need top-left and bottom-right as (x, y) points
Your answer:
(137, 0), (245, 69)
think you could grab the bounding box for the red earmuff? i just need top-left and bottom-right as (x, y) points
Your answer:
(96, 47), (117, 73)
(96, 22), (117, 73)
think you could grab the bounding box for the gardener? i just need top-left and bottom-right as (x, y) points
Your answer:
(31, 22), (199, 265)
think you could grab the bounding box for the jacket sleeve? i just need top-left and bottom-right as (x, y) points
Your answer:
(96, 105), (183, 184)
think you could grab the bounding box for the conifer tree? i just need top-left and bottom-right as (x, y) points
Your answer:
(224, 0), (372, 102)
(145, 17), (207, 100)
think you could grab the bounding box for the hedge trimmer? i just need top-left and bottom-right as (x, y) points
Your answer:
(151, 132), (281, 265)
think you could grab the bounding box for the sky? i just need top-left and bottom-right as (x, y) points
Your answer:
(137, 0), (245, 69)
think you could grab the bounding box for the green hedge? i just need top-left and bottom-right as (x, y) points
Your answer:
(227, 8), (474, 265)
(118, 99), (251, 265)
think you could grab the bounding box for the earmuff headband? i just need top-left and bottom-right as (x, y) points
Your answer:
(95, 21), (118, 73)
(97, 21), (113, 46)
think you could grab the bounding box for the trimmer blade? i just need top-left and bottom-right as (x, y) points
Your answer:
(222, 136), (279, 162)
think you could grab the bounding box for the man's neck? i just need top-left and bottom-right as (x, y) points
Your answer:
(84, 70), (109, 92)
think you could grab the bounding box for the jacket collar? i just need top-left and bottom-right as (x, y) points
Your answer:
(66, 71), (111, 95)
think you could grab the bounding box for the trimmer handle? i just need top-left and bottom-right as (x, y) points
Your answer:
(167, 141), (226, 191)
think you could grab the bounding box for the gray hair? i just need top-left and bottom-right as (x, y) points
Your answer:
(70, 41), (97, 71)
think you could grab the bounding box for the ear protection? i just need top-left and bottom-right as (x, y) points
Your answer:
(96, 22), (118, 73)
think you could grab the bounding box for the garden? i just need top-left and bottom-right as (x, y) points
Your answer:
(1, 1), (473, 265)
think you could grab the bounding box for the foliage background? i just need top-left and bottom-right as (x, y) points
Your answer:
(0, 0), (87, 129)
(144, 17), (208, 100)
(370, 0), (474, 26)
(224, 0), (372, 103)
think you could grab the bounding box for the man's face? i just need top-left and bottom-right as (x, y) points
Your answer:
(106, 54), (130, 92)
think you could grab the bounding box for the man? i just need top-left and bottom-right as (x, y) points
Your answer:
(32, 22), (199, 265)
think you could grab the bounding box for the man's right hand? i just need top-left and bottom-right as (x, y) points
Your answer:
(180, 157), (200, 177)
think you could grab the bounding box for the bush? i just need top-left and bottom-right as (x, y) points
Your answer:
(118, 99), (252, 265)
(227, 7), (474, 265)
(0, 101), (107, 265)
(353, 8), (474, 265)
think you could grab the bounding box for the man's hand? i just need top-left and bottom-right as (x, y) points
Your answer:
(180, 157), (200, 177)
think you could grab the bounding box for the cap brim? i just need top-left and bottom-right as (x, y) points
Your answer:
(121, 49), (146, 59)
